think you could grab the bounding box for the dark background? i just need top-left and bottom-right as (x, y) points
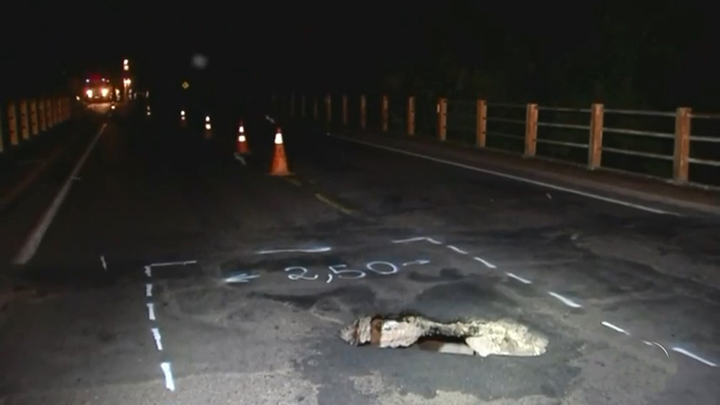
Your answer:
(3, 1), (719, 110)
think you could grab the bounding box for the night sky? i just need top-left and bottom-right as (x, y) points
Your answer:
(3, 1), (719, 110)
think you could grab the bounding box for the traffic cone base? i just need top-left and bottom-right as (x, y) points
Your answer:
(270, 144), (290, 176)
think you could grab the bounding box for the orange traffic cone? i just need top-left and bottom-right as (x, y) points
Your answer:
(236, 120), (249, 154)
(270, 127), (290, 176)
(180, 109), (187, 127)
(203, 115), (212, 139)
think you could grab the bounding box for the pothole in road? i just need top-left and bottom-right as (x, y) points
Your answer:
(340, 315), (547, 357)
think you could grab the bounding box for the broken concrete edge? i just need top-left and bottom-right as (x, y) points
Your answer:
(340, 314), (549, 357)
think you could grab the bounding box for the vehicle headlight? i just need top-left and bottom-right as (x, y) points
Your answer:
(101, 88), (109, 97)
(86, 89), (93, 98)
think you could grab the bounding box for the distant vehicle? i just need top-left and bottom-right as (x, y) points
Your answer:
(83, 75), (114, 103)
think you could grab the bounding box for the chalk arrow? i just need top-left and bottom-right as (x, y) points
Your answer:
(402, 260), (430, 267)
(224, 273), (261, 283)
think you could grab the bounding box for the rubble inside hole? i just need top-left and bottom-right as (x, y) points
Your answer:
(339, 314), (547, 357)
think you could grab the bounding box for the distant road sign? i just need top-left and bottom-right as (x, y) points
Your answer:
(182, 81), (189, 89)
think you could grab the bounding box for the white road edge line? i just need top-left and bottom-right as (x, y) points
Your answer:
(671, 347), (718, 367)
(473, 256), (497, 269)
(601, 321), (630, 335)
(331, 135), (680, 216)
(13, 124), (108, 264)
(548, 292), (583, 308)
(160, 362), (175, 391)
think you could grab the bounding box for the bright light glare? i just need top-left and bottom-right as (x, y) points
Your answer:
(101, 88), (109, 97)
(180, 110), (185, 116)
(123, 59), (129, 65)
(274, 132), (283, 144)
(239, 126), (244, 132)
(85, 89), (93, 97)
(205, 124), (211, 130)
(205, 116), (210, 122)
(111, 105), (116, 110)
(238, 135), (246, 142)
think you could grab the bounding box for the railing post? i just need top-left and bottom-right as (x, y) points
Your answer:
(325, 93), (332, 125)
(342, 95), (348, 125)
(673, 107), (691, 183)
(437, 97), (447, 141)
(588, 103), (604, 169)
(39, 99), (46, 132)
(19, 100), (30, 140)
(407, 96), (415, 136)
(381, 95), (389, 132)
(45, 99), (53, 128)
(8, 102), (18, 146)
(476, 99), (487, 148)
(524, 103), (538, 157)
(313, 96), (318, 120)
(360, 95), (367, 130)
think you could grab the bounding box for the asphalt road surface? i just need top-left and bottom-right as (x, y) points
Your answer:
(1, 100), (719, 404)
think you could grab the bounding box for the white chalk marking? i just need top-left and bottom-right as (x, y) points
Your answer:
(506, 272), (532, 284)
(13, 124), (108, 264)
(331, 135), (680, 216)
(151, 327), (163, 351)
(146, 303), (156, 321)
(257, 247), (331, 254)
(426, 238), (442, 244)
(601, 321), (630, 335)
(146, 283), (153, 297)
(548, 292), (583, 308)
(326, 273), (333, 283)
(671, 347), (718, 367)
(160, 362), (175, 391)
(473, 256), (497, 269)
(392, 237), (427, 244)
(224, 273), (261, 283)
(144, 266), (152, 278)
(446, 245), (468, 254)
(234, 153), (246, 165)
(149, 260), (197, 267)
(402, 260), (431, 266)
(265, 115), (275, 124)
(100, 255), (107, 271)
(642, 341), (669, 357)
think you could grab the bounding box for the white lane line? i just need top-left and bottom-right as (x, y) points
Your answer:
(257, 247), (331, 254)
(13, 124), (108, 264)
(331, 135), (680, 216)
(506, 272), (532, 284)
(402, 260), (431, 266)
(100, 255), (107, 271)
(601, 321), (630, 335)
(160, 362), (176, 391)
(149, 260), (197, 267)
(446, 245), (468, 254)
(392, 237), (427, 243)
(151, 328), (163, 351)
(146, 303), (156, 321)
(642, 341), (669, 357)
(473, 256), (497, 269)
(146, 283), (153, 297)
(144, 266), (152, 278)
(671, 347), (718, 367)
(548, 292), (583, 308)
